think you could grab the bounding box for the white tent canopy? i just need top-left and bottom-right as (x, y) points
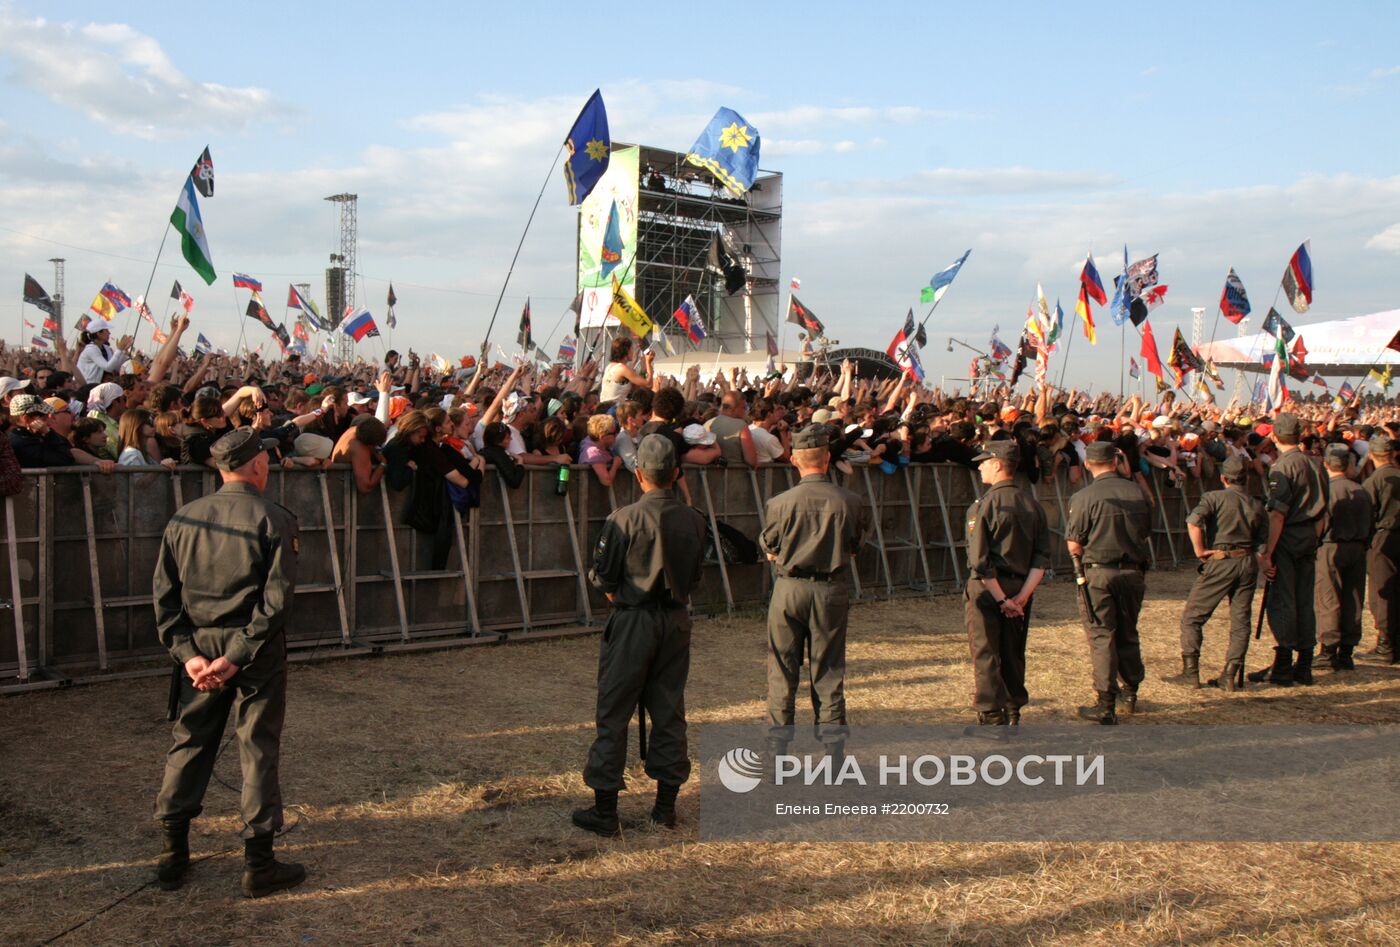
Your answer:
(1198, 308), (1400, 375)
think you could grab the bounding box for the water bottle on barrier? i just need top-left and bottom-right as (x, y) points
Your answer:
(555, 464), (570, 496)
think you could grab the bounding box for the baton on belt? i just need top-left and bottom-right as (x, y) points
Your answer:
(1254, 580), (1272, 641)
(637, 701), (648, 761)
(1071, 555), (1091, 617)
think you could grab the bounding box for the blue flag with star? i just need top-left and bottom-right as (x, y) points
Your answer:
(563, 90), (610, 205)
(685, 107), (761, 196)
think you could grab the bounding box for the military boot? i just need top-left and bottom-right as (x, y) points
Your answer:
(1360, 633), (1396, 664)
(1168, 654), (1200, 688)
(240, 836), (306, 899)
(1247, 647), (1294, 686)
(1333, 645), (1356, 670)
(1118, 685), (1138, 715)
(1292, 649), (1314, 686)
(571, 789), (621, 837)
(764, 737), (790, 780)
(1316, 644), (1338, 667)
(1206, 660), (1246, 691)
(1006, 706), (1021, 727)
(155, 821), (190, 891)
(977, 709), (1008, 725)
(650, 782), (680, 829)
(1077, 692), (1117, 725)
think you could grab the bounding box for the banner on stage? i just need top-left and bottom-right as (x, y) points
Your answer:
(577, 144), (639, 302)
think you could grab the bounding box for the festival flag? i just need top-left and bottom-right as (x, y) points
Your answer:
(1140, 319), (1164, 378)
(100, 283), (131, 311)
(1386, 328), (1400, 354)
(287, 285), (325, 330)
(1046, 298), (1064, 348)
(1137, 284), (1169, 319)
(189, 146), (214, 198)
(765, 330), (778, 357)
(246, 298), (276, 330)
(1268, 324), (1289, 410)
(292, 321), (308, 342)
(1010, 333), (1030, 385)
(989, 329), (1012, 363)
(194, 332), (213, 355)
(919, 249), (972, 305)
(1369, 366), (1392, 391)
(1220, 269), (1251, 324)
(673, 296), (705, 344)
(1109, 246), (1131, 327)
(273, 324), (292, 352)
(1281, 241), (1313, 314)
(42, 318), (58, 333)
(1126, 254), (1160, 297)
(599, 200), (624, 278)
(22, 318), (34, 328)
(685, 107), (761, 197)
(88, 290), (118, 321)
(1129, 357), (1141, 379)
(1339, 381), (1356, 401)
(75, 314), (91, 332)
(915, 323), (928, 349)
(1081, 253), (1107, 305)
(22, 274), (55, 314)
(1167, 326), (1203, 386)
(152, 326), (169, 345)
(1291, 334), (1309, 364)
(30, 335), (48, 349)
(708, 233), (747, 294)
(1075, 284), (1097, 345)
(651, 324), (676, 357)
(563, 90), (610, 205)
(886, 309), (915, 359)
(786, 295), (825, 336)
(557, 336), (577, 362)
(1204, 358), (1226, 390)
(790, 276), (801, 290)
(608, 274), (656, 338)
(179, 291), (195, 314)
(1261, 307), (1296, 343)
(342, 308), (379, 341)
(386, 283), (397, 329)
(232, 273), (262, 293)
(170, 176), (216, 285)
(170, 280), (184, 302)
(517, 299), (532, 351)
(1309, 373), (1328, 388)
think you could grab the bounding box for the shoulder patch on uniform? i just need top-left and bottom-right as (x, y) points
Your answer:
(291, 537), (300, 555)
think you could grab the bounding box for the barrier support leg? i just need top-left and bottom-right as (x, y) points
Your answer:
(698, 469), (734, 615)
(81, 474), (109, 671)
(319, 473), (352, 647)
(498, 484), (533, 632)
(861, 468), (894, 598)
(5, 496), (29, 682)
(452, 509), (483, 635)
(378, 482), (411, 641)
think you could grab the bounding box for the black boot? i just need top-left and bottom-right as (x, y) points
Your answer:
(1118, 685), (1138, 715)
(240, 835), (306, 899)
(1360, 633), (1396, 663)
(650, 782), (680, 828)
(824, 739), (847, 761)
(155, 821), (190, 891)
(1317, 644), (1338, 667)
(977, 709), (1008, 725)
(1206, 660), (1246, 691)
(764, 737), (790, 780)
(1077, 692), (1117, 725)
(571, 789), (621, 837)
(1169, 654), (1200, 688)
(1006, 707), (1021, 727)
(1247, 647), (1294, 686)
(1292, 650), (1314, 685)
(1333, 645), (1356, 670)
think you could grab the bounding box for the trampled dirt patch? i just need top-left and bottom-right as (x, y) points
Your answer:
(3, 569), (1400, 945)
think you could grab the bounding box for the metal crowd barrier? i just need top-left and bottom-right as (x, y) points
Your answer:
(0, 461), (1202, 694)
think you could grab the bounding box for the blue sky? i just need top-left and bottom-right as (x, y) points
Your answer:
(2, 0), (1399, 389)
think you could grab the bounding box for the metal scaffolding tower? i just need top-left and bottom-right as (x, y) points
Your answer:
(48, 258), (64, 338)
(624, 144), (782, 354)
(326, 193), (358, 361)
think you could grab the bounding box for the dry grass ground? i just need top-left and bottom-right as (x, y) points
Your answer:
(4, 568), (1400, 946)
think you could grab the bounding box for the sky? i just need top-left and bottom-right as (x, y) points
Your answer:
(2, 0), (1399, 390)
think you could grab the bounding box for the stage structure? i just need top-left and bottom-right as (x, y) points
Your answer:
(326, 193), (358, 362)
(1198, 308), (1400, 376)
(576, 143), (782, 355)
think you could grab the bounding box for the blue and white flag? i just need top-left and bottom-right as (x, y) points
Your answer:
(685, 107), (761, 196)
(1110, 245), (1131, 327)
(920, 249), (971, 305)
(195, 332), (213, 355)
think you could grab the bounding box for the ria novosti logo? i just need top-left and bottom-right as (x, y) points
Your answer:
(716, 747), (765, 793)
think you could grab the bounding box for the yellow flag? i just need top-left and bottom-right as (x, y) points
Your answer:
(609, 275), (655, 339)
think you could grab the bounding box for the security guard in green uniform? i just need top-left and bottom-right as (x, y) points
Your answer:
(574, 434), (707, 836)
(963, 439), (1050, 725)
(1065, 441), (1152, 724)
(759, 424), (871, 757)
(1316, 442), (1372, 670)
(152, 427), (305, 898)
(1362, 434), (1400, 664)
(1249, 412), (1329, 686)
(1176, 455), (1267, 689)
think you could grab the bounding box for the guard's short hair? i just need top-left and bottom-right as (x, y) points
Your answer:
(792, 446), (828, 468)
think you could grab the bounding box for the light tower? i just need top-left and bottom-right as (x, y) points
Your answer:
(48, 257), (64, 337)
(325, 193), (358, 361)
(1191, 306), (1205, 348)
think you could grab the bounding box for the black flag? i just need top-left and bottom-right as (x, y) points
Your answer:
(22, 274), (55, 314)
(246, 297), (275, 329)
(170, 280), (183, 301)
(785, 295), (825, 335)
(915, 323), (928, 349)
(707, 233), (747, 295)
(190, 146), (214, 198)
(517, 298), (532, 350)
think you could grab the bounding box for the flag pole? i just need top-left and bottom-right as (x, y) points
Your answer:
(482, 140), (568, 351)
(1119, 323), (1126, 399)
(128, 222), (174, 351)
(1056, 304), (1078, 392)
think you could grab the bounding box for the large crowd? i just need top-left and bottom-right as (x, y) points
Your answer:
(4, 317), (1400, 514)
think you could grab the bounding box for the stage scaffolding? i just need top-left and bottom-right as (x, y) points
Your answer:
(623, 143), (782, 354)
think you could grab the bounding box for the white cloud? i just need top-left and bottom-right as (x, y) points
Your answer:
(748, 104), (961, 130)
(839, 166), (1123, 196)
(0, 10), (288, 138)
(1365, 222), (1400, 253)
(1370, 65), (1400, 79)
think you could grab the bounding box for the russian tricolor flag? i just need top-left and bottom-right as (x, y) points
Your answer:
(342, 308), (379, 342)
(233, 273), (263, 292)
(673, 296), (705, 344)
(1282, 241), (1313, 314)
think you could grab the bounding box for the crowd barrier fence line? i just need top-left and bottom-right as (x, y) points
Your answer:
(1, 460), (1226, 695)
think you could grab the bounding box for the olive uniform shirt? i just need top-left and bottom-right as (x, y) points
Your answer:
(1364, 465), (1400, 532)
(153, 482), (300, 668)
(1323, 477), (1373, 544)
(966, 481), (1051, 579)
(588, 488), (707, 607)
(1186, 486), (1267, 550)
(1065, 474), (1153, 565)
(759, 473), (872, 577)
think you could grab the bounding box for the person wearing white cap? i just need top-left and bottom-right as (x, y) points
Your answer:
(76, 324), (134, 385)
(86, 382), (127, 458)
(0, 376), (31, 405)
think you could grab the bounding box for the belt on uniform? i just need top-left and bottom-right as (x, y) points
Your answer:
(1085, 560), (1146, 570)
(1205, 548), (1252, 560)
(782, 570), (840, 582)
(614, 600), (684, 611)
(1324, 539), (1366, 546)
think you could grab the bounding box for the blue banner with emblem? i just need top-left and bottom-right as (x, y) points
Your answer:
(685, 107), (761, 196)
